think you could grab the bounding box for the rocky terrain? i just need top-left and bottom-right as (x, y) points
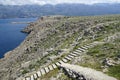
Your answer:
(0, 15), (120, 80)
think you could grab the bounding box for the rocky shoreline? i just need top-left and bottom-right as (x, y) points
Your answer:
(0, 15), (66, 80)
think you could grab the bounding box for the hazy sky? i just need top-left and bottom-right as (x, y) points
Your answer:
(0, 0), (120, 5)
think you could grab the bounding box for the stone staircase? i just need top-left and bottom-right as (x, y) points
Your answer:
(20, 42), (102, 80)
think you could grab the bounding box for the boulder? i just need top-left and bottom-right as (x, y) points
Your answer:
(103, 58), (115, 67)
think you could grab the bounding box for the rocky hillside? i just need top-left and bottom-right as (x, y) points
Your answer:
(0, 15), (120, 80)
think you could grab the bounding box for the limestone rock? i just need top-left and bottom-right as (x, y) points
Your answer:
(103, 58), (116, 67)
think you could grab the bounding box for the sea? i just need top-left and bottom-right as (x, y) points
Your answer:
(0, 18), (37, 58)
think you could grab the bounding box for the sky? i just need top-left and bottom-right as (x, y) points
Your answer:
(0, 0), (120, 5)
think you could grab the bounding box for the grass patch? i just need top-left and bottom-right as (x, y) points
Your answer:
(40, 68), (59, 79)
(78, 56), (102, 71)
(87, 42), (119, 59)
(87, 45), (100, 56)
(107, 64), (120, 80)
(80, 62), (102, 71)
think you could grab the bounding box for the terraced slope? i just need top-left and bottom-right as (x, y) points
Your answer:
(21, 42), (100, 80)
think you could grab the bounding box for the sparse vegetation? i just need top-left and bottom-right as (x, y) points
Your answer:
(1, 15), (120, 80)
(23, 15), (120, 79)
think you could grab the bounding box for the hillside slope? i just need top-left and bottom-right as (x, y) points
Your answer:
(0, 15), (120, 80)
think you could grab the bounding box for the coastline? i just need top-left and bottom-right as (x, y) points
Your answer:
(0, 16), (62, 61)
(11, 22), (31, 24)
(0, 20), (35, 60)
(0, 31), (28, 60)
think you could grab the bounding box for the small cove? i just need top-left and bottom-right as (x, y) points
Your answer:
(0, 18), (37, 58)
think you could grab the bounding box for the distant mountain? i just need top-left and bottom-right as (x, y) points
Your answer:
(0, 3), (120, 18)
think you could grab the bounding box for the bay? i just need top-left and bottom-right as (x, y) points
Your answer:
(0, 18), (37, 58)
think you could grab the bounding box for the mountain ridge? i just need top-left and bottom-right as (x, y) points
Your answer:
(0, 3), (120, 19)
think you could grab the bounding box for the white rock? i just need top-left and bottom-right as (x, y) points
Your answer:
(68, 55), (74, 58)
(65, 56), (72, 60)
(62, 58), (68, 62)
(78, 48), (86, 52)
(75, 49), (82, 53)
(52, 64), (57, 68)
(45, 67), (49, 73)
(48, 65), (54, 70)
(59, 60), (64, 64)
(70, 53), (77, 57)
(30, 75), (34, 80)
(26, 77), (30, 80)
(55, 62), (60, 66)
(33, 73), (38, 79)
(40, 69), (46, 75)
(37, 71), (41, 77)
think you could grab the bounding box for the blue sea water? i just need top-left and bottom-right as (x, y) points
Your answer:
(0, 18), (37, 58)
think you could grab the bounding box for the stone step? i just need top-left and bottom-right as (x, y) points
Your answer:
(80, 46), (88, 50)
(73, 51), (80, 55)
(59, 60), (64, 64)
(65, 56), (72, 60)
(33, 73), (38, 79)
(75, 50), (82, 53)
(55, 62), (61, 66)
(68, 55), (74, 58)
(26, 77), (30, 80)
(52, 64), (57, 69)
(70, 53), (78, 57)
(45, 67), (50, 73)
(66, 68), (70, 72)
(78, 48), (86, 52)
(30, 75), (34, 80)
(62, 58), (68, 63)
(36, 71), (41, 77)
(71, 52), (80, 57)
(48, 65), (54, 71)
(40, 69), (46, 75)
(83, 45), (91, 48)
